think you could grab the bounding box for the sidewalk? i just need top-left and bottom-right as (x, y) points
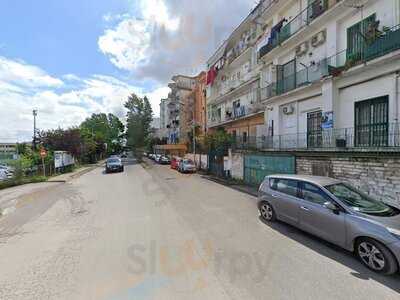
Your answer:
(201, 174), (258, 197)
(0, 161), (104, 217)
(47, 161), (104, 183)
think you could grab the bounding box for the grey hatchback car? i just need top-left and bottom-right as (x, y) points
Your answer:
(258, 175), (400, 275)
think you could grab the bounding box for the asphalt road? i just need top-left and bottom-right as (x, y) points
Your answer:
(0, 158), (399, 299)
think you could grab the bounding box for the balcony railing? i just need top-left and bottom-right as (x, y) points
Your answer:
(259, 0), (335, 59)
(354, 24), (400, 63)
(232, 123), (400, 151)
(210, 103), (264, 127)
(260, 50), (347, 101)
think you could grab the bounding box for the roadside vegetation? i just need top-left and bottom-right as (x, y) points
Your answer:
(124, 93), (153, 161)
(0, 113), (125, 190)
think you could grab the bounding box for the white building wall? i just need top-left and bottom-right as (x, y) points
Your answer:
(337, 74), (396, 129)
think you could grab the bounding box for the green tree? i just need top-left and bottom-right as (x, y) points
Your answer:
(80, 113), (125, 156)
(125, 93), (153, 151)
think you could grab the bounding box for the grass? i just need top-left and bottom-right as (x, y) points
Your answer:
(0, 176), (48, 190)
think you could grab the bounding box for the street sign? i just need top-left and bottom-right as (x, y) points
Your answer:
(40, 149), (47, 158)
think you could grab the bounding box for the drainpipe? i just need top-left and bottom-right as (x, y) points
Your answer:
(396, 72), (400, 123)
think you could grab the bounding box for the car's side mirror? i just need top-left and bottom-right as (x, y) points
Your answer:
(324, 201), (340, 214)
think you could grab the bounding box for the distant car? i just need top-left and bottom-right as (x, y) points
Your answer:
(171, 157), (181, 170)
(0, 165), (13, 179)
(258, 174), (400, 275)
(155, 154), (162, 163)
(105, 157), (124, 173)
(159, 155), (171, 165)
(0, 169), (8, 181)
(178, 159), (196, 173)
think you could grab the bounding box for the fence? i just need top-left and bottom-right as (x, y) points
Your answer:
(233, 124), (400, 151)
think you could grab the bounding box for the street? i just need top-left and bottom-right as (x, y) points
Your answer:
(0, 159), (399, 300)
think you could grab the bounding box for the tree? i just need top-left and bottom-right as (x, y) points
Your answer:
(125, 93), (153, 151)
(80, 113), (125, 156)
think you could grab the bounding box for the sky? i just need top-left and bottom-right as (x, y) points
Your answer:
(0, 0), (255, 141)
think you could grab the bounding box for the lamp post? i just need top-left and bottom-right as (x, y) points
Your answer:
(32, 109), (37, 150)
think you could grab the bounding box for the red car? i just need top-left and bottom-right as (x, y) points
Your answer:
(170, 157), (181, 170)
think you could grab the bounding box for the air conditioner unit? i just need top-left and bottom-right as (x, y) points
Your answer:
(311, 30), (326, 48)
(282, 105), (295, 115)
(295, 42), (309, 57)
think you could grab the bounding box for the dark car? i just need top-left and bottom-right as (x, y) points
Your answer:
(159, 155), (171, 165)
(105, 157), (124, 173)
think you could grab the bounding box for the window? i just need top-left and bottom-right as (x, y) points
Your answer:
(355, 96), (388, 147)
(347, 14), (376, 62)
(270, 178), (299, 198)
(277, 59), (296, 94)
(301, 183), (331, 205)
(307, 111), (322, 148)
(243, 132), (248, 143)
(325, 183), (396, 216)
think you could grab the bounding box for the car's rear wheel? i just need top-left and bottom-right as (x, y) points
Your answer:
(356, 237), (398, 275)
(258, 201), (276, 222)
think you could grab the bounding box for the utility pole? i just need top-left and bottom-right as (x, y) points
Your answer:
(33, 109), (37, 150)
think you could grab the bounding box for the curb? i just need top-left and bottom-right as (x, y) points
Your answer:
(201, 175), (258, 197)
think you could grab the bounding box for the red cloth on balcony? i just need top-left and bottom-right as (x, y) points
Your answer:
(206, 66), (217, 86)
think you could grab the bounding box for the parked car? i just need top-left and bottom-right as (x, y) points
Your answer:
(0, 169), (8, 181)
(159, 155), (171, 165)
(258, 174), (400, 275)
(0, 165), (14, 179)
(155, 154), (162, 163)
(171, 157), (181, 170)
(105, 157), (124, 173)
(178, 159), (196, 173)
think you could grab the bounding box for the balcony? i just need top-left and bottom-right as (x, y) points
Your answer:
(233, 123), (400, 152)
(210, 103), (264, 128)
(260, 51), (347, 101)
(259, 0), (338, 59)
(350, 24), (400, 64)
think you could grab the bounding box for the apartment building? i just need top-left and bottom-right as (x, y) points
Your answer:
(162, 75), (196, 144)
(182, 72), (208, 138)
(205, 3), (266, 141)
(255, 0), (400, 150)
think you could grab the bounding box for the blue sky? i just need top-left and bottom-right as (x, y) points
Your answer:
(0, 0), (254, 141)
(0, 0), (146, 87)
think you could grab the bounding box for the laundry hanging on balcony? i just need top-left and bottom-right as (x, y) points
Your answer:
(206, 66), (217, 86)
(269, 18), (287, 42)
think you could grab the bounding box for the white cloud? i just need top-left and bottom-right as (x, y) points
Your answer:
(0, 56), (147, 141)
(98, 0), (254, 83)
(0, 56), (63, 90)
(145, 86), (170, 116)
(98, 18), (152, 71)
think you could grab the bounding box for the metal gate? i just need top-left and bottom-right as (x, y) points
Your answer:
(208, 149), (225, 178)
(244, 154), (295, 186)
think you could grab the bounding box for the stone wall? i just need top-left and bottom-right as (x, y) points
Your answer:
(297, 156), (400, 208)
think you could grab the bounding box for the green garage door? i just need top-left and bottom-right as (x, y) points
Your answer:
(244, 154), (295, 186)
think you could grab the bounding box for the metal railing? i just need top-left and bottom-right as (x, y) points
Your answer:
(259, 0), (335, 58)
(360, 24), (400, 62)
(232, 123), (400, 151)
(260, 50), (347, 101)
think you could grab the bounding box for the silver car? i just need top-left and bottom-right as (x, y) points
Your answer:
(258, 175), (400, 275)
(178, 159), (196, 173)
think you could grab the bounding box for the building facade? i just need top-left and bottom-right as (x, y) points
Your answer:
(181, 72), (208, 144)
(205, 3), (266, 141)
(255, 0), (400, 151)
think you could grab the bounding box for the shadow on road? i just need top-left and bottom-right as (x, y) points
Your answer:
(258, 217), (400, 293)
